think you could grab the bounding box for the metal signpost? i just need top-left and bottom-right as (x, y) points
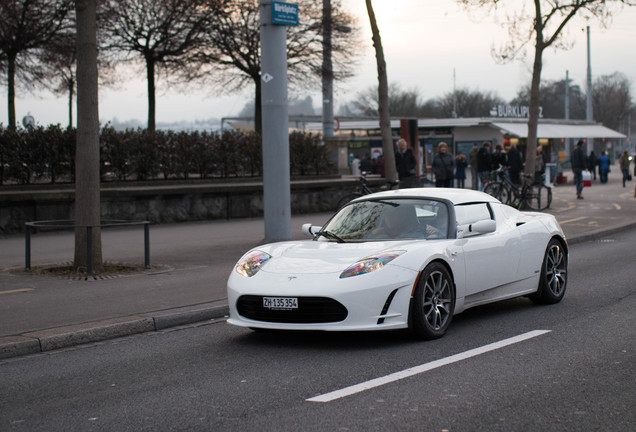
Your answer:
(260, 1), (298, 241)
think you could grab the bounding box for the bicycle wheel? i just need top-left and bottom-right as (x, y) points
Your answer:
(524, 183), (552, 211)
(335, 193), (363, 210)
(483, 181), (511, 204)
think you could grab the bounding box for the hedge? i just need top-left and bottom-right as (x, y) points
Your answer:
(0, 124), (335, 185)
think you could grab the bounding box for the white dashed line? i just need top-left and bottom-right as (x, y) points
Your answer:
(306, 330), (551, 403)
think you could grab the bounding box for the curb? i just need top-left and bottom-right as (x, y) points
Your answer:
(0, 305), (229, 360)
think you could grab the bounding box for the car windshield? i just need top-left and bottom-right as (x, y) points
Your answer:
(318, 198), (449, 241)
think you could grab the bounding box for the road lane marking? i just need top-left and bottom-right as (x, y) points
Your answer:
(611, 203), (621, 210)
(306, 330), (551, 403)
(559, 216), (587, 225)
(0, 288), (34, 295)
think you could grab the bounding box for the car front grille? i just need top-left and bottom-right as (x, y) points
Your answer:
(236, 295), (348, 324)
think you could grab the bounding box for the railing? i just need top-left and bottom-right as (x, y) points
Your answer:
(24, 220), (150, 277)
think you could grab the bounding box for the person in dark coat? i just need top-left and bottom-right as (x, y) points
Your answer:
(507, 144), (523, 186)
(571, 140), (587, 199)
(395, 138), (416, 180)
(455, 152), (468, 188)
(432, 142), (455, 188)
(492, 144), (507, 169)
(476, 141), (493, 191)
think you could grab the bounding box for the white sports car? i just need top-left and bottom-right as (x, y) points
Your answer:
(227, 188), (568, 339)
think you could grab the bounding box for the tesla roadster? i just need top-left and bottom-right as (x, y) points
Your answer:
(227, 188), (568, 339)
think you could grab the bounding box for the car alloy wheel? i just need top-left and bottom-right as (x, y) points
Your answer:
(530, 239), (567, 304)
(411, 262), (455, 339)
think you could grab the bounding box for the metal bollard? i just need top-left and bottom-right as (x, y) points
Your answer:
(25, 225), (31, 270)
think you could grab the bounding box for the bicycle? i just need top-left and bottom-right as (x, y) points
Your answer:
(483, 165), (552, 211)
(335, 172), (400, 209)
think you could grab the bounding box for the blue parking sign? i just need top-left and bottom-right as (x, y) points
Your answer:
(271, 1), (299, 26)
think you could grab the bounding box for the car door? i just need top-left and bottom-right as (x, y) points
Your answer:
(456, 202), (522, 296)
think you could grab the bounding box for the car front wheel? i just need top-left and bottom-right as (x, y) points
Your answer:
(411, 262), (455, 339)
(530, 238), (567, 304)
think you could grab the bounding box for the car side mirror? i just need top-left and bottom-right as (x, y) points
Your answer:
(302, 223), (322, 237)
(457, 219), (496, 239)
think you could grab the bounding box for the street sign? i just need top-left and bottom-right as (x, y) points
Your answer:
(271, 1), (299, 26)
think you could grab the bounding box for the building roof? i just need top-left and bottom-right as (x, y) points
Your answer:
(306, 117), (626, 139)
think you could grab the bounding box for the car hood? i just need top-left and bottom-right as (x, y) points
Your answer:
(253, 240), (415, 275)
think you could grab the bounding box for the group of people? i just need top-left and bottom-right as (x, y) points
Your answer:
(396, 139), (526, 190)
(362, 138), (634, 195)
(572, 140), (635, 199)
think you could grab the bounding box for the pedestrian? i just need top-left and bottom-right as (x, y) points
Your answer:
(587, 151), (598, 181)
(507, 144), (523, 186)
(395, 138), (416, 181)
(476, 141), (493, 191)
(455, 152), (468, 188)
(598, 151), (610, 184)
(468, 144), (479, 190)
(360, 153), (372, 174)
(492, 144), (507, 169)
(535, 145), (547, 182)
(619, 149), (631, 187)
(432, 142), (455, 188)
(571, 140), (586, 199)
(375, 153), (385, 177)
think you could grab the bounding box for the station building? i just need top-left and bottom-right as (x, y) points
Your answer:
(308, 114), (627, 179)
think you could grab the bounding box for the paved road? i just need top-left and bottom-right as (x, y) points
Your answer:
(0, 167), (634, 358)
(1, 229), (634, 431)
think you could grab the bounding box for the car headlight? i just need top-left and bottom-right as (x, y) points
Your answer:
(340, 251), (405, 279)
(235, 250), (271, 277)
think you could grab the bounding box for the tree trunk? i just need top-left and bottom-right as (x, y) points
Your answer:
(74, 0), (103, 272)
(68, 78), (74, 128)
(7, 55), (16, 129)
(147, 57), (156, 132)
(365, 0), (397, 183)
(525, 4), (545, 179)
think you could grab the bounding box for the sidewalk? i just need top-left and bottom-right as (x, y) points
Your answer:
(1, 167), (635, 359)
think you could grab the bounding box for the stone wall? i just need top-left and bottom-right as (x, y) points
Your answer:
(0, 177), (377, 234)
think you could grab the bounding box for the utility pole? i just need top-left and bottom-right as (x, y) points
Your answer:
(322, 0), (334, 138)
(564, 70), (571, 159)
(260, 0), (291, 241)
(585, 26), (594, 154)
(452, 68), (457, 118)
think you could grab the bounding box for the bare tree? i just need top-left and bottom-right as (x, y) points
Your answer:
(364, 0), (397, 183)
(40, 24), (117, 128)
(460, 0), (634, 177)
(511, 79), (587, 120)
(74, 0), (102, 272)
(0, 0), (74, 128)
(343, 83), (423, 117)
(592, 72), (632, 132)
(198, 0), (359, 135)
(437, 88), (505, 118)
(39, 33), (77, 127)
(100, 0), (222, 131)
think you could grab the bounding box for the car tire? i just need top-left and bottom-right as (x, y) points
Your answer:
(411, 262), (455, 339)
(530, 238), (567, 304)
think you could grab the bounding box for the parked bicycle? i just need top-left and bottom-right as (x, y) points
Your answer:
(335, 172), (400, 209)
(484, 165), (552, 211)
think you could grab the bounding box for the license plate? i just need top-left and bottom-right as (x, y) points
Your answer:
(263, 297), (298, 310)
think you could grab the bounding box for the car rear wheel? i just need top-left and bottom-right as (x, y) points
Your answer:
(411, 262), (455, 339)
(530, 238), (567, 304)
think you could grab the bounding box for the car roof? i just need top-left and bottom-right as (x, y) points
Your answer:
(358, 187), (501, 205)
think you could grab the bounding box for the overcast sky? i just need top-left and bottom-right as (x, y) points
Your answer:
(3, 0), (636, 127)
